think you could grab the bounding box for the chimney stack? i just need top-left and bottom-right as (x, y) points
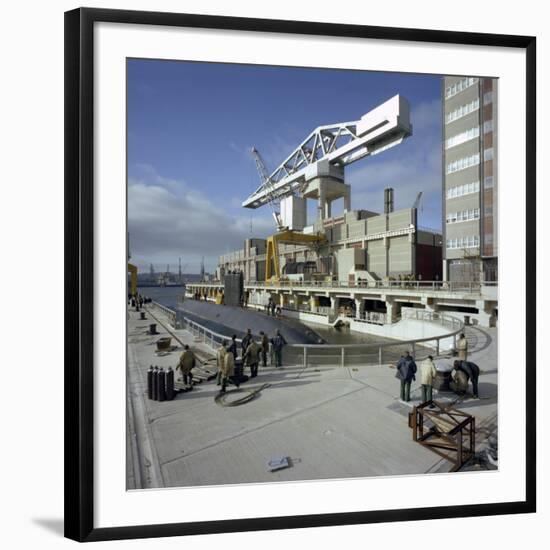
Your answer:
(384, 187), (394, 214)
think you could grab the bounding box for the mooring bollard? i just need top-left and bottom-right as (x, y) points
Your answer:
(147, 366), (154, 399)
(166, 367), (175, 401)
(152, 366), (159, 400)
(140, 311), (147, 320)
(158, 367), (166, 402)
(149, 323), (157, 335)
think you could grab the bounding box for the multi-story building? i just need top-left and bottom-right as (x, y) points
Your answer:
(217, 193), (442, 285)
(442, 76), (498, 282)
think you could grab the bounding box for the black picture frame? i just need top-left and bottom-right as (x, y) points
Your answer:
(65, 7), (537, 542)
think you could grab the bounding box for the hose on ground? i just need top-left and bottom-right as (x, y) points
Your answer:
(215, 383), (271, 407)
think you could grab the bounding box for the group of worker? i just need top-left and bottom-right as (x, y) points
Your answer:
(394, 333), (480, 404)
(176, 327), (481, 402)
(174, 328), (288, 394)
(216, 329), (287, 393)
(129, 293), (149, 310)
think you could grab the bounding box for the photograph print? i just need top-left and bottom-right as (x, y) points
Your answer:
(126, 59), (498, 490)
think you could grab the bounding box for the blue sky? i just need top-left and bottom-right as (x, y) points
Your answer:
(128, 59), (443, 273)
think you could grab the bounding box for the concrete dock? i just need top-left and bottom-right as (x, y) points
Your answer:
(126, 305), (498, 490)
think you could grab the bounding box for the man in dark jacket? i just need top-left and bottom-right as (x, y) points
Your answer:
(259, 331), (269, 367)
(228, 335), (238, 360)
(453, 360), (480, 398)
(243, 339), (261, 378)
(395, 351), (417, 402)
(271, 330), (287, 368)
(241, 328), (253, 354)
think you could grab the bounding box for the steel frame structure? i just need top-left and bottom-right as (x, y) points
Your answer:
(243, 94), (412, 209)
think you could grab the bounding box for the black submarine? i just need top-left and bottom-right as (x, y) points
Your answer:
(177, 273), (324, 344)
(177, 298), (324, 344)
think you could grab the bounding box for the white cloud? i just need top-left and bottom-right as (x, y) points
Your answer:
(128, 166), (273, 272)
(128, 98), (443, 273)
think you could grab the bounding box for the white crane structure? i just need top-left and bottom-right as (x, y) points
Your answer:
(250, 147), (286, 230)
(242, 95), (413, 228)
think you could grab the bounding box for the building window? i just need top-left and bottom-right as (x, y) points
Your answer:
(447, 235), (480, 250)
(446, 180), (480, 199)
(445, 126), (480, 149)
(445, 77), (479, 99)
(445, 98), (480, 124)
(484, 147), (494, 161)
(483, 91), (493, 105)
(483, 119), (493, 133)
(446, 153), (480, 174)
(484, 176), (494, 188)
(446, 208), (480, 224)
(485, 204), (493, 216)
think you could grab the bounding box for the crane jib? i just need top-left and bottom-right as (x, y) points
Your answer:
(242, 94), (412, 210)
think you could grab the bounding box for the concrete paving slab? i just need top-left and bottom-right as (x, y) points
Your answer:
(127, 305), (499, 489)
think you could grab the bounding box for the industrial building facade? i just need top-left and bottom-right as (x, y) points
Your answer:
(442, 76), (498, 282)
(217, 202), (442, 284)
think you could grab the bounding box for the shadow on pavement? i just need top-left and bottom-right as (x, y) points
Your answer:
(467, 326), (493, 354)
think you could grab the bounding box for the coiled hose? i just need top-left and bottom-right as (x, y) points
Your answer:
(215, 383), (271, 407)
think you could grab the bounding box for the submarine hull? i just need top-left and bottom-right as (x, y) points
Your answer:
(177, 298), (324, 345)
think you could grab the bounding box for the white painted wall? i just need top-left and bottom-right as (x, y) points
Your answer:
(350, 318), (455, 350)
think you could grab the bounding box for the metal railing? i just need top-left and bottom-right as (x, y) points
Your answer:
(355, 311), (387, 325)
(148, 301), (178, 328)
(180, 316), (243, 350)
(176, 309), (463, 368)
(244, 279), (495, 293)
(288, 310), (463, 368)
(185, 280), (497, 294)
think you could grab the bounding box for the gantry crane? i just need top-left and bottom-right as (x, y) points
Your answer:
(245, 95), (413, 283)
(250, 148), (326, 282)
(243, 95), (412, 209)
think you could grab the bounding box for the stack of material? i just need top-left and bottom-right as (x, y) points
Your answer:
(174, 364), (218, 392)
(409, 400), (475, 472)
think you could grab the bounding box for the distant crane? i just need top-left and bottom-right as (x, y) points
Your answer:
(250, 147), (286, 231)
(412, 191), (423, 211)
(178, 258), (189, 284)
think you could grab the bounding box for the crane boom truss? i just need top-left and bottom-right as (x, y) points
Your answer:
(243, 95), (412, 209)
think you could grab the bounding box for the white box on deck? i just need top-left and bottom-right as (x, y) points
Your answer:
(280, 195), (307, 231)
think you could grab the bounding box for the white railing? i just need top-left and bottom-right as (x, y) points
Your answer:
(281, 306), (335, 321)
(148, 301), (178, 328)
(177, 311), (464, 369)
(289, 311), (463, 368)
(356, 311), (387, 325)
(180, 316), (243, 350)
(185, 280), (497, 294)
